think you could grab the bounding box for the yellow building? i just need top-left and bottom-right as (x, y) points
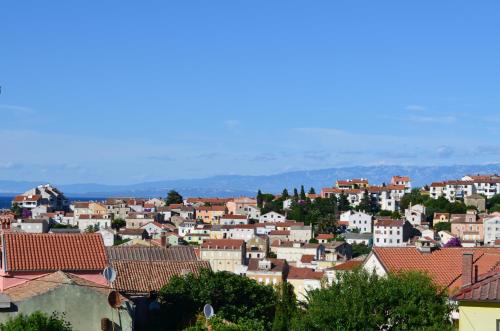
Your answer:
(453, 270), (500, 331)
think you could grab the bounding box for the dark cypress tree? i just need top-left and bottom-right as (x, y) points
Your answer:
(300, 185), (306, 200)
(257, 190), (263, 208)
(308, 187), (316, 195)
(293, 188), (299, 200)
(281, 188), (289, 199)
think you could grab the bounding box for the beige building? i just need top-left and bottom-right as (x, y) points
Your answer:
(287, 267), (325, 302)
(271, 241), (324, 264)
(246, 235), (269, 259)
(246, 258), (288, 285)
(195, 206), (227, 224)
(105, 198), (131, 219)
(89, 202), (107, 215)
(226, 197), (258, 215)
(200, 239), (246, 273)
(125, 212), (156, 229)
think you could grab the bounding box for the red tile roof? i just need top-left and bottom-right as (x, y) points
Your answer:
(375, 219), (405, 227)
(288, 267), (324, 280)
(333, 260), (363, 270)
(221, 214), (248, 219)
(453, 270), (500, 302)
(300, 255), (315, 263)
(316, 234), (334, 240)
(195, 205), (227, 212)
(371, 247), (500, 292)
(111, 260), (210, 294)
(269, 230), (290, 236)
(201, 239), (245, 250)
(13, 195), (41, 202)
(2, 233), (107, 272)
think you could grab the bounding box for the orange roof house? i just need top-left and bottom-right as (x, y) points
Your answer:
(363, 247), (500, 293)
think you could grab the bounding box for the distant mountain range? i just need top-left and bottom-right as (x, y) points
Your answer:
(1, 163), (500, 198)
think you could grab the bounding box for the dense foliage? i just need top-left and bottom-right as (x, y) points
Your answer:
(272, 282), (297, 331)
(292, 270), (453, 331)
(487, 194), (500, 211)
(433, 221), (451, 232)
(157, 269), (277, 330)
(0, 311), (72, 331)
(111, 218), (126, 230)
(184, 316), (266, 331)
(399, 189), (468, 223)
(351, 243), (372, 257)
(166, 190), (183, 205)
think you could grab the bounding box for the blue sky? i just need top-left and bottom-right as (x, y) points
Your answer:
(1, 1), (500, 184)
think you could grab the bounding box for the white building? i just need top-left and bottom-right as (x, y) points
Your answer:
(483, 216), (500, 246)
(259, 211), (287, 223)
(373, 219), (411, 247)
(340, 210), (372, 233)
(404, 204), (426, 226)
(240, 205), (261, 220)
(225, 225), (256, 241)
(220, 214), (249, 225)
(178, 221), (196, 237)
(77, 214), (111, 231)
(289, 226), (313, 243)
(391, 176), (412, 194)
(99, 228), (115, 246)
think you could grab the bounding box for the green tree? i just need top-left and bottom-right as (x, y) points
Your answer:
(308, 187), (316, 195)
(166, 190), (183, 205)
(293, 188), (299, 201)
(356, 190), (371, 213)
(10, 202), (22, 218)
(351, 243), (371, 257)
(487, 194), (500, 209)
(158, 269), (277, 330)
(434, 222), (451, 232)
(111, 218), (126, 230)
(281, 189), (289, 199)
(272, 282), (297, 331)
(400, 188), (428, 211)
(84, 224), (98, 233)
(337, 193), (350, 212)
(0, 311), (72, 331)
(184, 315), (266, 331)
(292, 270), (453, 331)
(257, 190), (263, 208)
(299, 186), (306, 200)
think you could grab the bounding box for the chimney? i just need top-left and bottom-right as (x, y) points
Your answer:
(160, 232), (167, 247)
(462, 252), (473, 287)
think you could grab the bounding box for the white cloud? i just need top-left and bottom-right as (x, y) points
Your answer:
(408, 115), (456, 124)
(0, 105), (35, 114)
(405, 105), (426, 112)
(223, 120), (240, 129)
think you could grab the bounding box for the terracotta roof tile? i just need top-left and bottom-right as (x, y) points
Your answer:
(201, 239), (244, 250)
(111, 260), (210, 294)
(3, 233), (107, 272)
(106, 246), (197, 261)
(333, 260), (363, 270)
(453, 271), (500, 302)
(372, 247), (500, 292)
(288, 267), (324, 280)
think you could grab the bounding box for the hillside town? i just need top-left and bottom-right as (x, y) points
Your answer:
(0, 174), (500, 329)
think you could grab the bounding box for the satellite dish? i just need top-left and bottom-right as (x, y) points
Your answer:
(103, 266), (117, 284)
(203, 304), (214, 319)
(107, 291), (122, 308)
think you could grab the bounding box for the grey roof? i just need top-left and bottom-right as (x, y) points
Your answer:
(344, 232), (372, 240)
(106, 245), (197, 262)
